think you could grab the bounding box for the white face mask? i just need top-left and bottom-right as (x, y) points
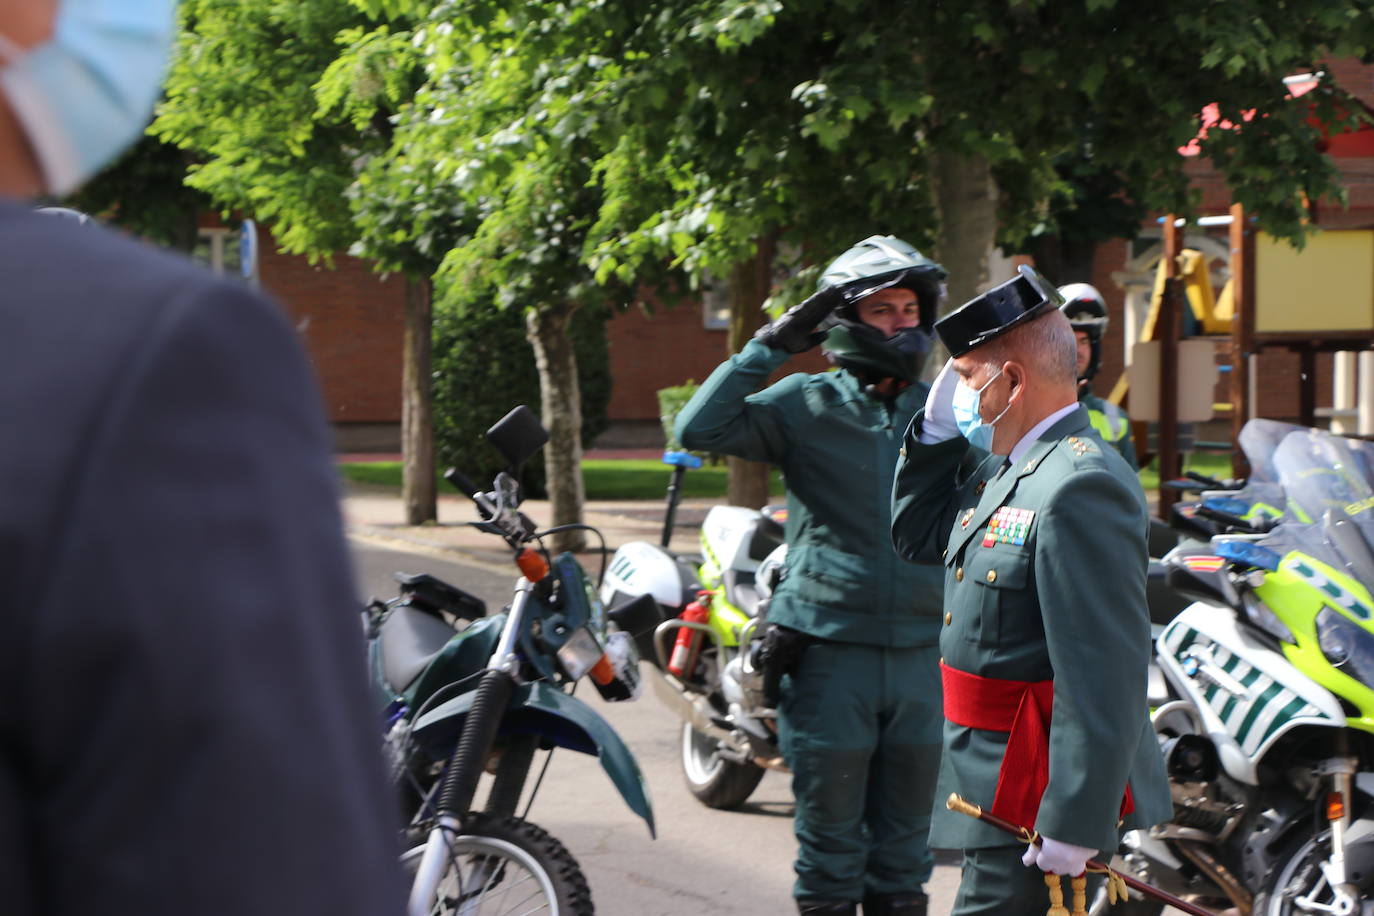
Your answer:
(951, 368), (1012, 452)
(0, 0), (176, 196)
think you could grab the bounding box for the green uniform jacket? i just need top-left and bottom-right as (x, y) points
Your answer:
(890, 407), (1170, 852)
(675, 339), (944, 647)
(1081, 390), (1137, 471)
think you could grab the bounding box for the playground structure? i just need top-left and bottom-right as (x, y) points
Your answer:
(1107, 205), (1374, 517)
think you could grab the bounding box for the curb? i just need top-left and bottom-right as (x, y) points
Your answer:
(345, 524), (517, 575)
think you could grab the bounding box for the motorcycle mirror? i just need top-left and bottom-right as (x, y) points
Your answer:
(486, 406), (549, 472)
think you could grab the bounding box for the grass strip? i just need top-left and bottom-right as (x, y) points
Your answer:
(341, 451), (1233, 502)
(339, 458), (784, 501)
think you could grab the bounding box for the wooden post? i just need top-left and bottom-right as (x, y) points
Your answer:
(1228, 203), (1254, 478)
(1157, 217), (1184, 519)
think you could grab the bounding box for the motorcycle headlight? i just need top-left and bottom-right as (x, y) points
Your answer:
(556, 626), (604, 681)
(1243, 591), (1295, 644)
(1316, 607), (1374, 690)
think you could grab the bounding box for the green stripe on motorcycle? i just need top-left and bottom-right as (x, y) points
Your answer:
(1235, 679), (1284, 745)
(1258, 695), (1313, 748)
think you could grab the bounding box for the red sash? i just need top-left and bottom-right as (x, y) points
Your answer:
(941, 661), (1134, 829)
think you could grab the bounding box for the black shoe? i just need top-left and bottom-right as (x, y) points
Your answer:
(861, 891), (928, 916)
(796, 898), (857, 915)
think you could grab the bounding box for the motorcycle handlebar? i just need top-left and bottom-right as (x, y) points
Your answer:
(1195, 504), (1276, 534)
(443, 467), (479, 498)
(1185, 470), (1228, 488)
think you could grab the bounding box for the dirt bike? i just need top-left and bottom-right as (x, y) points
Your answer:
(1098, 427), (1374, 916)
(364, 406), (660, 916)
(598, 449), (789, 809)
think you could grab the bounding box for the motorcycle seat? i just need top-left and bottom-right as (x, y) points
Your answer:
(379, 604), (460, 693)
(748, 517), (785, 562)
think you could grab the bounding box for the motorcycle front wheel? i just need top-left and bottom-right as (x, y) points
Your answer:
(401, 813), (593, 915)
(680, 721), (765, 809)
(1252, 827), (1373, 916)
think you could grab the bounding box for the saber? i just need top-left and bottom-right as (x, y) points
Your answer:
(946, 794), (1221, 916)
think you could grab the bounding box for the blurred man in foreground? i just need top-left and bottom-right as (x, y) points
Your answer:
(0, 3), (404, 913)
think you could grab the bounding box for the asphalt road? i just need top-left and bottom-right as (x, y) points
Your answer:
(353, 540), (963, 915)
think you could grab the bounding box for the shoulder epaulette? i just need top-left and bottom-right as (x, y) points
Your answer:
(1062, 434), (1100, 460)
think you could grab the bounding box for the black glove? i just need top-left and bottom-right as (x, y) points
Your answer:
(753, 285), (844, 354)
(754, 624), (815, 708)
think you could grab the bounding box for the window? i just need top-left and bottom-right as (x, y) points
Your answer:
(701, 273), (731, 330)
(191, 227), (242, 278)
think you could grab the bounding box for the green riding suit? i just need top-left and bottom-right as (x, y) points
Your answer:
(676, 337), (945, 907)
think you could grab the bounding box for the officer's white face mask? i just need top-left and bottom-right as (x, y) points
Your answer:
(0, 0), (176, 197)
(951, 368), (1012, 452)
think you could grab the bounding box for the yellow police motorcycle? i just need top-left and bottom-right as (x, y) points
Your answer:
(599, 451), (788, 809)
(1102, 428), (1374, 916)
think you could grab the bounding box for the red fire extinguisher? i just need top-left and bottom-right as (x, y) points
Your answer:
(667, 590), (712, 679)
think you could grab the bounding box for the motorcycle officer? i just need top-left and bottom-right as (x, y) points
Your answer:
(1059, 283), (1137, 470)
(675, 236), (947, 916)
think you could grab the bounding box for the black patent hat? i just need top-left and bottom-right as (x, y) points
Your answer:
(935, 265), (1066, 357)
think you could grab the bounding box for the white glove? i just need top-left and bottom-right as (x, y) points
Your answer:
(1022, 836), (1097, 876)
(919, 358), (960, 444)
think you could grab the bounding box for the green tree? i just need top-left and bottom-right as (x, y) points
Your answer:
(155, 0), (636, 546)
(64, 135), (210, 252)
(154, 0), (458, 525)
(432, 303), (610, 498)
(415, 0), (1371, 502)
(356, 0), (678, 547)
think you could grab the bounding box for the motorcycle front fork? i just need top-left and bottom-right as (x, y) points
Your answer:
(1308, 753), (1360, 915)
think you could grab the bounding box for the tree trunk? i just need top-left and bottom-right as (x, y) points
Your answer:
(402, 275), (436, 525)
(725, 234), (777, 509)
(932, 150), (1003, 314)
(526, 305), (587, 553)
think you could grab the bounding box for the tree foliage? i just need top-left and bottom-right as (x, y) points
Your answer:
(387, 0), (1372, 504)
(64, 135), (210, 251)
(149, 0), (1374, 518)
(433, 303), (610, 498)
(408, 0), (1373, 290)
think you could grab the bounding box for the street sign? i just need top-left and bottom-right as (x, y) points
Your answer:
(239, 219), (260, 288)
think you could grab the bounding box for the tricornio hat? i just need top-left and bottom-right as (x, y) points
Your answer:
(935, 265), (1065, 357)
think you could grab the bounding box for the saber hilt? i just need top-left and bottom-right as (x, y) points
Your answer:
(945, 794), (1220, 916)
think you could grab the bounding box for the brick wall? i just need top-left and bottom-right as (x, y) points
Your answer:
(256, 233), (406, 427)
(603, 299), (831, 444)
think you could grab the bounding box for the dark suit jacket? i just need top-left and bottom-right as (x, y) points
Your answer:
(0, 201), (404, 913)
(891, 407), (1171, 852)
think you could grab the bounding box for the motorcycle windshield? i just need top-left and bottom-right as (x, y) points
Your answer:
(1237, 418), (1307, 483)
(1268, 429), (1374, 581)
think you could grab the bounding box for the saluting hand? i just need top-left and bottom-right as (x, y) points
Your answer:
(919, 358), (960, 443)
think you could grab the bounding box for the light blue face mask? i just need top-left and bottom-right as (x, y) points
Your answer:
(0, 0), (176, 196)
(951, 367), (1012, 452)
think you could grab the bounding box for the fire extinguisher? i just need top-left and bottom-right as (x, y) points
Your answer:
(667, 590), (712, 679)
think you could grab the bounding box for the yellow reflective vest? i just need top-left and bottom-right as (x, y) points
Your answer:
(1081, 391), (1137, 471)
